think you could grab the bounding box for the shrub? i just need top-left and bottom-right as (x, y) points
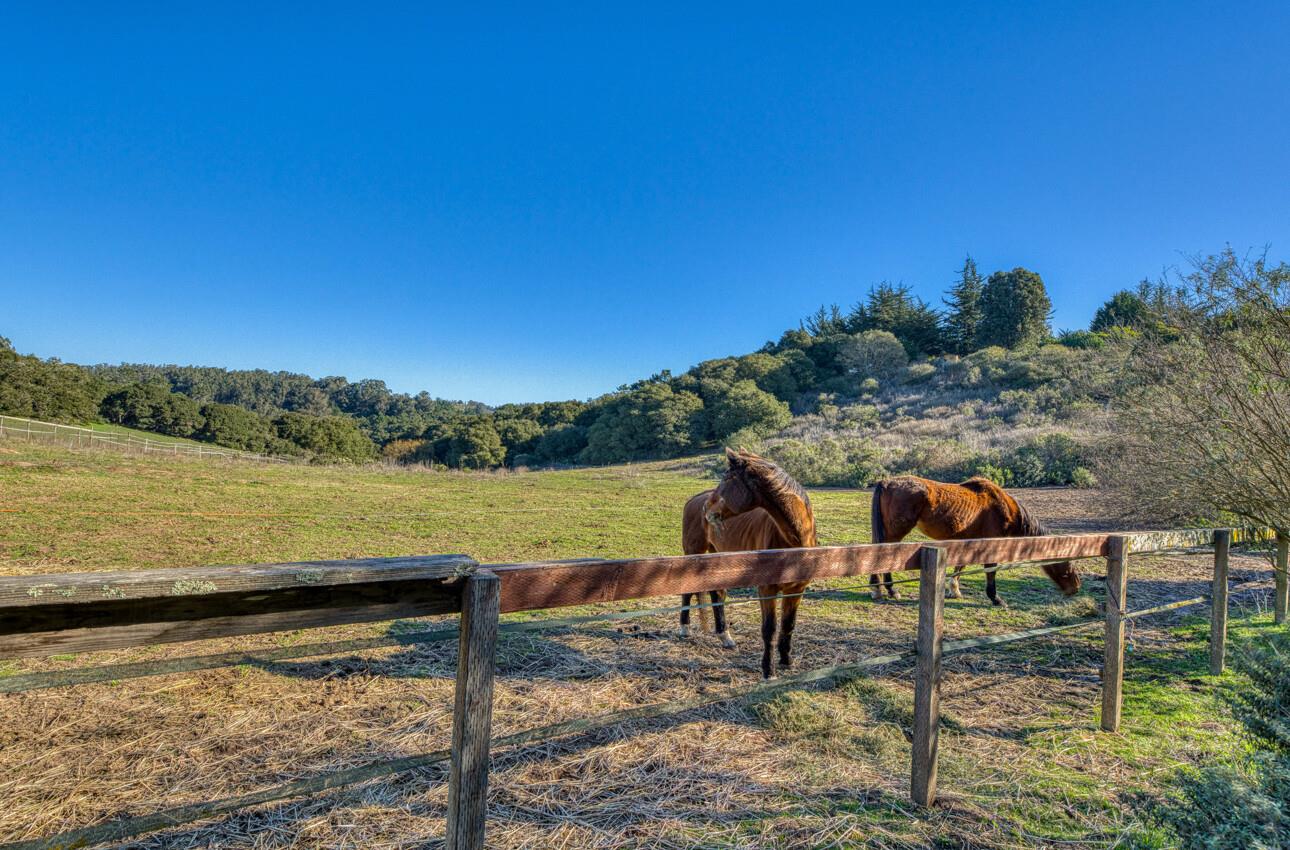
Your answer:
(1071, 467), (1098, 488)
(273, 412), (377, 463)
(708, 380), (792, 441)
(1140, 633), (1290, 848)
(381, 439), (425, 463)
(1000, 433), (1086, 486)
(902, 362), (936, 384)
(1057, 329), (1105, 349)
(837, 330), (908, 384)
(763, 435), (886, 487)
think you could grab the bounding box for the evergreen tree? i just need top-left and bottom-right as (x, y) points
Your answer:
(943, 255), (984, 354)
(977, 268), (1053, 348)
(1090, 288), (1152, 332)
(846, 282), (944, 356)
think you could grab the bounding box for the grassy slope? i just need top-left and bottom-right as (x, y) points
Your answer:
(0, 440), (1276, 848)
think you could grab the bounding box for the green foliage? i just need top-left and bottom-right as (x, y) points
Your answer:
(579, 383), (704, 464)
(1091, 288), (1153, 332)
(447, 419), (506, 469)
(0, 338), (105, 423)
(1003, 433), (1086, 486)
(708, 380), (792, 441)
(1070, 466), (1098, 488)
(977, 267), (1053, 349)
(535, 423), (587, 463)
(836, 330), (908, 384)
(1142, 633), (1290, 848)
(943, 255), (984, 355)
(196, 403), (283, 454)
(846, 282), (944, 356)
(763, 434), (885, 486)
(100, 383), (204, 438)
(1056, 329), (1106, 349)
(272, 412), (376, 463)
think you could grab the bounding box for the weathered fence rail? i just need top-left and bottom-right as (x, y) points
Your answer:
(0, 526), (1286, 850)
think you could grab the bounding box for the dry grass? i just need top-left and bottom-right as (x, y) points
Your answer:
(0, 439), (1280, 848)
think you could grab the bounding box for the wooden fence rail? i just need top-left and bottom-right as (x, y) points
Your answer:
(0, 526), (1286, 850)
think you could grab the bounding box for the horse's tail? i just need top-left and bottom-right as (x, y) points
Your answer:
(871, 480), (886, 543)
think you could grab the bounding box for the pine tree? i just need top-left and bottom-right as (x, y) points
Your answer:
(977, 267), (1053, 349)
(943, 255), (984, 354)
(846, 282), (944, 356)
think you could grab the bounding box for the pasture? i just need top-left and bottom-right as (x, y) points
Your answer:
(0, 441), (1281, 849)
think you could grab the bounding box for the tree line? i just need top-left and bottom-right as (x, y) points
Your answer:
(0, 258), (1169, 467)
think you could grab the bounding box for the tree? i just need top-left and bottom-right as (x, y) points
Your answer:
(708, 380), (792, 440)
(943, 255), (984, 354)
(1091, 288), (1153, 332)
(197, 403), (280, 453)
(804, 305), (846, 337)
(273, 412), (376, 463)
(447, 419), (506, 469)
(846, 283), (944, 356)
(579, 384), (704, 464)
(836, 330), (909, 384)
(0, 338), (104, 423)
(977, 268), (1053, 348)
(1105, 249), (1290, 527)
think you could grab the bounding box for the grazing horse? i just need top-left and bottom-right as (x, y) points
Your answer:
(869, 475), (1081, 607)
(703, 448), (817, 678)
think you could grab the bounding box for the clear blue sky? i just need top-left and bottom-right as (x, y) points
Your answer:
(3, 3), (1287, 404)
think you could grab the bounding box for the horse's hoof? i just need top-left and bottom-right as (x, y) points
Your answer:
(720, 634), (737, 650)
(888, 590), (902, 601)
(991, 598), (1008, 609)
(677, 625), (691, 638)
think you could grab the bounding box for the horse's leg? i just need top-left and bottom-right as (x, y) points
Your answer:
(711, 589), (736, 649)
(777, 583), (806, 670)
(870, 573), (884, 601)
(678, 593), (693, 638)
(758, 587), (778, 678)
(885, 572), (900, 600)
(947, 566), (964, 599)
(985, 564), (1006, 607)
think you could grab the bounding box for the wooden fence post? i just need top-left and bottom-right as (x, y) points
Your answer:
(911, 545), (946, 808)
(1210, 529), (1231, 675)
(446, 570), (501, 850)
(1276, 531), (1288, 626)
(1101, 535), (1128, 732)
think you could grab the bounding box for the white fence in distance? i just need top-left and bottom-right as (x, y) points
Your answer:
(0, 414), (289, 464)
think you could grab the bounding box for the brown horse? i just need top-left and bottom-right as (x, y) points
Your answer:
(869, 475), (1081, 607)
(678, 490), (740, 649)
(702, 448), (817, 678)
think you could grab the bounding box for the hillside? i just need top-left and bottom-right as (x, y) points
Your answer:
(0, 266), (1157, 474)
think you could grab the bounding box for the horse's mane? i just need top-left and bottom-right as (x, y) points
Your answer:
(1014, 498), (1051, 537)
(728, 449), (812, 514)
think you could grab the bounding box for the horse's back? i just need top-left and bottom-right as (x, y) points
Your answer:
(682, 490), (714, 555)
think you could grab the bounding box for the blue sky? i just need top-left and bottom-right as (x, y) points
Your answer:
(3, 3), (1287, 404)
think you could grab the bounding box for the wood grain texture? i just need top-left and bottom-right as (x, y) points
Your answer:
(1210, 529), (1231, 675)
(1101, 536), (1129, 733)
(488, 534), (1110, 614)
(0, 554), (475, 608)
(911, 545), (946, 808)
(1276, 532), (1288, 626)
(446, 571), (501, 850)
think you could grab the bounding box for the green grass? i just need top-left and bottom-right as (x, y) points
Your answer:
(0, 442), (876, 573)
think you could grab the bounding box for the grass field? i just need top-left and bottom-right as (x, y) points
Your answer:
(0, 438), (1282, 849)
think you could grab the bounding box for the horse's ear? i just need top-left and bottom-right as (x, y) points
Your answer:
(724, 446), (743, 467)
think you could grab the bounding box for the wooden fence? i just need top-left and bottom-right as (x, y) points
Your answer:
(1, 527), (1287, 849)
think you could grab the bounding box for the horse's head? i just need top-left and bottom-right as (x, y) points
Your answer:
(704, 448), (763, 529)
(1042, 561), (1082, 596)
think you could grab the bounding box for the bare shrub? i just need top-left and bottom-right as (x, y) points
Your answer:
(1104, 249), (1290, 527)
